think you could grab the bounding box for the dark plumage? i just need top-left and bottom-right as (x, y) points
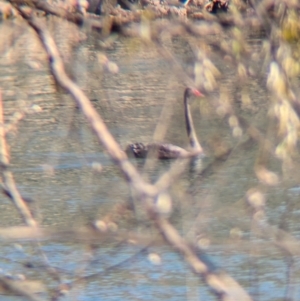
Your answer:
(126, 142), (191, 159)
(125, 87), (204, 160)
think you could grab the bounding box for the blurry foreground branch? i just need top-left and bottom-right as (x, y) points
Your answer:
(0, 92), (37, 226)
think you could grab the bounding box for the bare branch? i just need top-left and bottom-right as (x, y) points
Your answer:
(0, 91), (37, 226)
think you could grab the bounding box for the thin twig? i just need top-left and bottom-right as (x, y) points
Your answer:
(0, 90), (37, 226)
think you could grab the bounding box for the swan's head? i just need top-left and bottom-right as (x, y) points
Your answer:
(185, 87), (204, 99)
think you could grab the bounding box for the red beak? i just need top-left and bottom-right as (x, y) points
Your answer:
(192, 89), (204, 97)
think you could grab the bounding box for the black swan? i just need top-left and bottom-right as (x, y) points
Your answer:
(125, 87), (204, 159)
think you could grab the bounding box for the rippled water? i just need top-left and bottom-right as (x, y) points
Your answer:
(0, 16), (300, 301)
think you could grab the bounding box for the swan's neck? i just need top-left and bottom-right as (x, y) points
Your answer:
(184, 95), (203, 152)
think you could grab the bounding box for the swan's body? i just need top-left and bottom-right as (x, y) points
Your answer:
(126, 142), (190, 159)
(125, 87), (204, 160)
